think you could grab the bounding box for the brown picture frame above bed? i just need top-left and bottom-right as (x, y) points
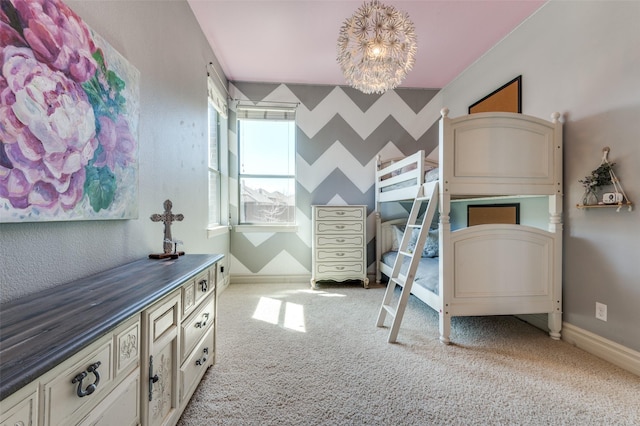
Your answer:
(468, 75), (522, 114)
(467, 203), (520, 227)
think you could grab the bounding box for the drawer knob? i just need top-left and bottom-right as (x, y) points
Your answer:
(195, 312), (210, 329)
(71, 361), (101, 398)
(336, 253), (344, 257)
(195, 347), (210, 366)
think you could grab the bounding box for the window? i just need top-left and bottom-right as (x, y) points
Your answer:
(238, 107), (296, 225)
(208, 100), (221, 226)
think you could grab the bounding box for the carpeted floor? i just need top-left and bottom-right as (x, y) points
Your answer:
(178, 282), (640, 425)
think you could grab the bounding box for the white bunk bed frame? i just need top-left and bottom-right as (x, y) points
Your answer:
(375, 108), (563, 344)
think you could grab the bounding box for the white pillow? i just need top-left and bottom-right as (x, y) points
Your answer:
(405, 227), (439, 258)
(390, 225), (404, 251)
(423, 229), (439, 258)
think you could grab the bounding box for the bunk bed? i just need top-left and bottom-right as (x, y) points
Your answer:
(375, 108), (563, 344)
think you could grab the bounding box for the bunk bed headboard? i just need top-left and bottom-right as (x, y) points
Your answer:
(439, 109), (562, 197)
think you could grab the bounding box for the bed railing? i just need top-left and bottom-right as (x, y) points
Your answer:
(375, 151), (433, 203)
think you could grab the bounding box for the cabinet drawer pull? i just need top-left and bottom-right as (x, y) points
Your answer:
(195, 312), (210, 329)
(336, 253), (345, 257)
(199, 279), (208, 292)
(148, 355), (160, 401)
(336, 266), (345, 270)
(336, 211), (345, 215)
(71, 361), (101, 398)
(195, 347), (210, 366)
(336, 239), (345, 243)
(335, 225), (345, 229)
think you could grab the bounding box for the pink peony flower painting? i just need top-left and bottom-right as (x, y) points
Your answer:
(1, 0), (139, 222)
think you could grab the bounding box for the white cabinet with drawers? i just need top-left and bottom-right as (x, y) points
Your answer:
(0, 381), (38, 426)
(311, 205), (369, 289)
(40, 314), (140, 426)
(0, 254), (221, 426)
(141, 266), (216, 426)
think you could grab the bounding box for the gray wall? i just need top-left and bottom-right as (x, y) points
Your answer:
(1, 1), (230, 302)
(226, 82), (439, 278)
(437, 0), (639, 351)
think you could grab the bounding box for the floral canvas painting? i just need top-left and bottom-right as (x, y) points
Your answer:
(1, 0), (140, 222)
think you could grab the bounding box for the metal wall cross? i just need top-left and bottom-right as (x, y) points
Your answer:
(150, 199), (184, 254)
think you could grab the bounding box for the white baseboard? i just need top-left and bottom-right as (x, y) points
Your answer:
(218, 274), (230, 294)
(511, 315), (639, 377)
(230, 274), (311, 285)
(561, 322), (640, 377)
(230, 274), (378, 286)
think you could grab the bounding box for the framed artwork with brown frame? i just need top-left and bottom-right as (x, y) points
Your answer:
(468, 75), (522, 114)
(467, 203), (520, 227)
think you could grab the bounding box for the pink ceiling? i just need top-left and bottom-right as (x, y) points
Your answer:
(187, 0), (545, 89)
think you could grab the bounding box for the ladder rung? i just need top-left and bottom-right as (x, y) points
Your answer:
(390, 277), (406, 286)
(406, 224), (422, 229)
(416, 196), (430, 201)
(398, 250), (413, 257)
(382, 304), (396, 318)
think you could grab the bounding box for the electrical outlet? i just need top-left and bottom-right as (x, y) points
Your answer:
(595, 302), (607, 321)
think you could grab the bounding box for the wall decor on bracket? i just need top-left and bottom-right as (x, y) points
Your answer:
(468, 75), (522, 114)
(0, 0), (140, 223)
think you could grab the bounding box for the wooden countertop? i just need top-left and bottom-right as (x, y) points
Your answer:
(0, 254), (223, 400)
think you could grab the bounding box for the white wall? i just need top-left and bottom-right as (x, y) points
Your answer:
(1, 1), (230, 302)
(437, 0), (640, 351)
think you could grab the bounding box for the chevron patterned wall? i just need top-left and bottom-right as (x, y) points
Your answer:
(228, 82), (441, 281)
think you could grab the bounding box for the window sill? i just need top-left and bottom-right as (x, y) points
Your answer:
(207, 225), (230, 239)
(234, 224), (298, 233)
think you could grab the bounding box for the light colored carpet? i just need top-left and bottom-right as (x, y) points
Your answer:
(178, 282), (640, 425)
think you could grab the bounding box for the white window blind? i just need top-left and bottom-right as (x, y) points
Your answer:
(236, 106), (296, 121)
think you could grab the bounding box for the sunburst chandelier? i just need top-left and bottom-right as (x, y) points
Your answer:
(337, 0), (417, 94)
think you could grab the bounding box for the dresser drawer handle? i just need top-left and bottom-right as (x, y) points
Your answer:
(195, 312), (210, 329)
(336, 239), (345, 243)
(199, 279), (208, 292)
(195, 347), (210, 366)
(336, 266), (345, 270)
(149, 355), (160, 402)
(336, 211), (345, 215)
(336, 253), (345, 257)
(335, 225), (345, 229)
(71, 361), (101, 398)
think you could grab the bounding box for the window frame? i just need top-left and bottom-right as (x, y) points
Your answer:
(236, 111), (296, 227)
(207, 99), (221, 228)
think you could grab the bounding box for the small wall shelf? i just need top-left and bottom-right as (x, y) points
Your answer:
(576, 147), (633, 212)
(576, 202), (633, 211)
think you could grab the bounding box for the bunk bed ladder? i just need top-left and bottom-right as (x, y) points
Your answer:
(376, 183), (439, 343)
